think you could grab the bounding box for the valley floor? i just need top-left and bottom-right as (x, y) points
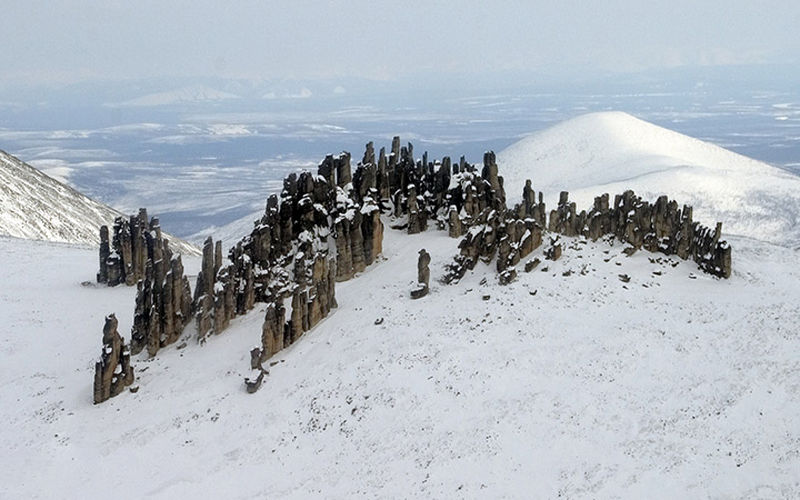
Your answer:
(0, 228), (798, 499)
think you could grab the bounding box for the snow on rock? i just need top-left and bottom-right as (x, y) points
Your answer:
(0, 149), (199, 255)
(498, 111), (800, 247)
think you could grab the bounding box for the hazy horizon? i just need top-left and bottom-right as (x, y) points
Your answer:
(2, 1), (798, 85)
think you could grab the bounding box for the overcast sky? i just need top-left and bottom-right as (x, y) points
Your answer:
(2, 1), (798, 83)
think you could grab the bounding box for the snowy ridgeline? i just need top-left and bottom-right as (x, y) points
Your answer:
(92, 135), (739, 409)
(0, 149), (200, 255)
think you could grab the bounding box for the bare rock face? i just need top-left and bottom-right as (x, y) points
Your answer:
(411, 249), (431, 299)
(131, 251), (193, 356)
(108, 215), (191, 357)
(261, 302), (285, 361)
(407, 185), (427, 235)
(482, 151), (505, 208)
(93, 314), (134, 404)
(362, 205), (383, 266)
(335, 152), (352, 188)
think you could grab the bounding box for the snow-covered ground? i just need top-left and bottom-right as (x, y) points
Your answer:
(1, 223), (798, 498)
(499, 112), (800, 248)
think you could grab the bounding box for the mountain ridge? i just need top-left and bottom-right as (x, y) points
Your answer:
(0, 150), (200, 255)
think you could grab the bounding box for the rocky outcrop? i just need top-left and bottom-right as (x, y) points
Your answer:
(97, 209), (156, 287)
(95, 138), (734, 401)
(129, 221), (193, 356)
(445, 187), (732, 283)
(93, 314), (134, 404)
(443, 181), (546, 285)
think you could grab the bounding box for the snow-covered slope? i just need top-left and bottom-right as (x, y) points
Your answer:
(498, 112), (800, 247)
(0, 150), (199, 255)
(1, 226), (798, 498)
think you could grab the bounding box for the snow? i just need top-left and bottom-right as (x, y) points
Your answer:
(0, 150), (200, 255)
(1, 223), (798, 498)
(114, 85), (240, 107)
(498, 112), (800, 247)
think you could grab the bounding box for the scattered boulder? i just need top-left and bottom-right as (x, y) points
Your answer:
(245, 368), (267, 394)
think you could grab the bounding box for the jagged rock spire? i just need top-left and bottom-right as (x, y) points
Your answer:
(93, 314), (134, 404)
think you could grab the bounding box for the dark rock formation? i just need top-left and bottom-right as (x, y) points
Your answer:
(443, 180), (546, 284)
(93, 314), (134, 404)
(245, 368), (266, 394)
(122, 217), (193, 356)
(545, 237), (563, 261)
(97, 209), (155, 287)
(445, 186), (732, 283)
(411, 249), (431, 299)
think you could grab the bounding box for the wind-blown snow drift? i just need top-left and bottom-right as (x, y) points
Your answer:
(0, 150), (199, 255)
(498, 112), (800, 247)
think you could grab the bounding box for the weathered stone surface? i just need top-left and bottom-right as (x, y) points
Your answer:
(261, 302), (285, 360)
(98, 208), (163, 287)
(362, 206), (383, 266)
(130, 244), (192, 356)
(524, 257), (541, 273)
(448, 206), (463, 238)
(97, 225), (110, 283)
(93, 314), (134, 404)
(411, 249), (431, 299)
(545, 237), (563, 261)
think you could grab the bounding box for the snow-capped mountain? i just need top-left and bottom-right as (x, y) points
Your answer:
(0, 150), (199, 255)
(113, 84), (240, 107)
(499, 112), (800, 247)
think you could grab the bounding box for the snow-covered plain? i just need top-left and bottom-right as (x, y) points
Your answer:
(1, 112), (799, 498)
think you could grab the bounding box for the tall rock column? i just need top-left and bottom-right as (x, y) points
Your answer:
(93, 314), (134, 404)
(411, 249), (431, 299)
(194, 237), (216, 341)
(97, 225), (111, 284)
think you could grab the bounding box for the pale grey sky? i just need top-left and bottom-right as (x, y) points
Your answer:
(2, 0), (798, 83)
